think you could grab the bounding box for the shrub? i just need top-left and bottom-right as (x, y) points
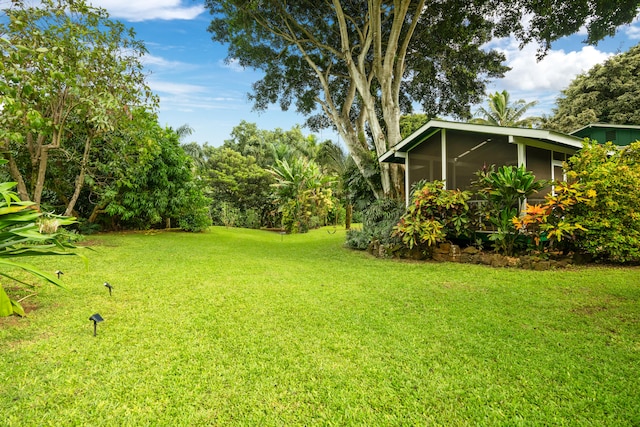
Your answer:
(241, 209), (262, 229)
(471, 165), (546, 255)
(178, 205), (212, 232)
(513, 182), (594, 253)
(393, 181), (471, 254)
(344, 198), (404, 250)
(563, 140), (640, 262)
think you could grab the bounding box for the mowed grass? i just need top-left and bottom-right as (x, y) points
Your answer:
(1, 227), (639, 426)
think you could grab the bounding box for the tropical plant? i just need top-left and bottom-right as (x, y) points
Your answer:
(393, 181), (471, 254)
(344, 198), (405, 250)
(472, 165), (547, 255)
(513, 182), (594, 253)
(316, 140), (354, 228)
(269, 157), (336, 233)
(0, 164), (79, 316)
(470, 90), (541, 128)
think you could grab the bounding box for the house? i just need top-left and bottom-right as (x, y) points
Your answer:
(570, 123), (640, 146)
(380, 120), (583, 205)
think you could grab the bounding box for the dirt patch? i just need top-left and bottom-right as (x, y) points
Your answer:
(571, 305), (609, 316)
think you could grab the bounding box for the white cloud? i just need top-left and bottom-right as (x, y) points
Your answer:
(141, 53), (185, 68)
(148, 80), (206, 96)
(87, 0), (205, 21)
(219, 58), (245, 73)
(490, 39), (612, 92)
(623, 18), (640, 39)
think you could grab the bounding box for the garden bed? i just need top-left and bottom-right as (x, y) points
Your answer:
(368, 240), (579, 269)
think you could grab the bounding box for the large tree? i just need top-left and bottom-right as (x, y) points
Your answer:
(544, 43), (640, 133)
(0, 0), (155, 213)
(205, 0), (639, 199)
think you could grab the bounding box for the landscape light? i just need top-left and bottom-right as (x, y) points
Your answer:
(104, 282), (113, 296)
(55, 270), (64, 279)
(89, 313), (104, 336)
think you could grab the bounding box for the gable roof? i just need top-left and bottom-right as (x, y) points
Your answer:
(380, 119), (583, 163)
(570, 123), (640, 146)
(570, 123), (640, 134)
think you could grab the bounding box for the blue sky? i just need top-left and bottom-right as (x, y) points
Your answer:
(87, 1), (640, 146)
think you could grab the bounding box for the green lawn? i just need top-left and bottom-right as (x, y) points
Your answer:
(1, 227), (639, 426)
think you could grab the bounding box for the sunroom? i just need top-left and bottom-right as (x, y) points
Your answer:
(379, 120), (584, 205)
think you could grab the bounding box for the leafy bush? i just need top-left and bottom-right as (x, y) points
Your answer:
(178, 205), (212, 232)
(220, 202), (241, 228)
(345, 198), (404, 250)
(241, 209), (262, 229)
(393, 181), (471, 253)
(471, 165), (546, 255)
(513, 182), (594, 253)
(563, 140), (640, 262)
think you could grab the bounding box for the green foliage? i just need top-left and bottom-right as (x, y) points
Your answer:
(205, 146), (273, 228)
(470, 90), (541, 128)
(344, 198), (405, 250)
(0, 0), (155, 208)
(472, 165), (546, 255)
(269, 157), (336, 233)
(101, 126), (211, 231)
(219, 202), (240, 228)
(175, 183), (212, 233)
(222, 121), (320, 169)
(513, 182), (594, 253)
(393, 181), (471, 252)
(0, 164), (78, 316)
(545, 43), (640, 133)
(562, 140), (640, 262)
(400, 114), (430, 138)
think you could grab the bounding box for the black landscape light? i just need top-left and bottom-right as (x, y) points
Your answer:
(55, 270), (64, 279)
(89, 313), (104, 336)
(104, 282), (113, 296)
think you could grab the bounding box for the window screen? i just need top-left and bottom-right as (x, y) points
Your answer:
(446, 132), (516, 191)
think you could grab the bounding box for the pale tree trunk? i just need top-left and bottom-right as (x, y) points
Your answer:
(33, 145), (50, 207)
(2, 149), (30, 201)
(286, 6), (384, 199)
(64, 132), (94, 217)
(269, 1), (423, 200)
(33, 88), (70, 208)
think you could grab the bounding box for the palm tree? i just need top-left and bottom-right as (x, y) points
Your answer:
(470, 90), (541, 128)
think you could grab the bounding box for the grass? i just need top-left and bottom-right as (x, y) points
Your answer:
(1, 226), (639, 426)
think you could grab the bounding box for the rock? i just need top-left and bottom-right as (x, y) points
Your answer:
(462, 246), (480, 255)
(490, 255), (509, 268)
(438, 243), (452, 253)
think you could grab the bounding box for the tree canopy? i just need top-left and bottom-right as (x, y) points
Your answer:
(544, 42), (640, 133)
(205, 0), (639, 198)
(0, 0), (156, 213)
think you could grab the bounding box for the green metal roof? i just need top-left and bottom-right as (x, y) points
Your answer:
(380, 120), (583, 163)
(570, 123), (640, 146)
